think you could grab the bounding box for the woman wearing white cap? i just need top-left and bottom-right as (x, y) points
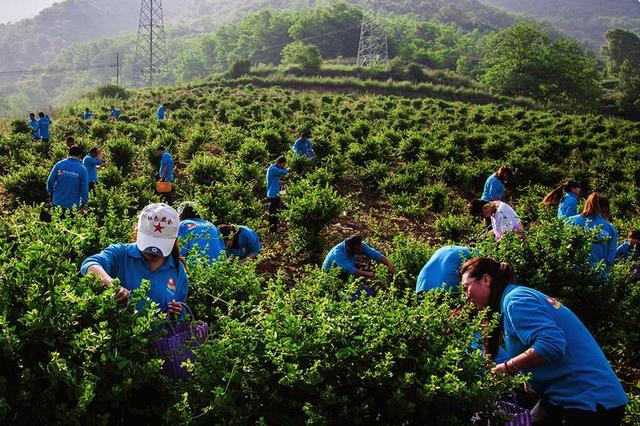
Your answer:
(80, 203), (188, 316)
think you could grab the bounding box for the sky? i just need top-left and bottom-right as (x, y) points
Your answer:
(0, 0), (58, 24)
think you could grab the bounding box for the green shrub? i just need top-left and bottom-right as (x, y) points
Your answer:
(99, 165), (124, 188)
(106, 137), (137, 175)
(237, 139), (268, 164)
(2, 167), (50, 205)
(95, 84), (130, 99)
(186, 154), (226, 187)
(434, 214), (479, 243)
(183, 278), (519, 424)
(388, 236), (437, 291)
(10, 119), (30, 134)
(283, 179), (343, 256)
(227, 58), (252, 78)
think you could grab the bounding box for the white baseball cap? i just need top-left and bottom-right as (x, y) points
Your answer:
(136, 203), (179, 257)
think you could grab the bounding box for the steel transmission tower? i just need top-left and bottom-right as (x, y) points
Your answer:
(134, 0), (168, 86)
(357, 0), (388, 67)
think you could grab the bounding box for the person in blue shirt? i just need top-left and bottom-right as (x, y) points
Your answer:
(177, 202), (224, 264)
(27, 113), (39, 140)
(80, 203), (187, 317)
(542, 181), (581, 218)
(156, 146), (175, 204)
(36, 111), (52, 157)
(266, 156), (289, 233)
(110, 106), (121, 122)
(416, 246), (475, 293)
(83, 108), (94, 121)
(217, 224), (261, 260)
(83, 147), (103, 191)
(461, 257), (627, 425)
(46, 145), (90, 211)
(565, 193), (617, 274)
(292, 131), (315, 159)
(481, 165), (512, 202)
(322, 235), (394, 279)
(157, 104), (166, 121)
(616, 230), (640, 261)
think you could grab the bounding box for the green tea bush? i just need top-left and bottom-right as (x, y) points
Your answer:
(2, 166), (50, 205)
(434, 214), (479, 243)
(0, 208), (171, 424)
(259, 126), (289, 156)
(89, 122), (112, 141)
(388, 236), (437, 291)
(106, 137), (137, 175)
(181, 124), (210, 161)
(181, 277), (519, 424)
(10, 119), (30, 134)
(283, 179), (343, 255)
(186, 154), (226, 187)
(237, 139), (268, 164)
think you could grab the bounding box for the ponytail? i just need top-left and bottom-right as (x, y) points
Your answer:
(460, 257), (516, 360)
(542, 181), (579, 206)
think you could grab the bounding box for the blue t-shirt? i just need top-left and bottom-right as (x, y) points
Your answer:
(159, 151), (174, 182)
(500, 284), (627, 411)
(266, 163), (289, 198)
(110, 109), (121, 121)
(558, 192), (578, 218)
(37, 116), (52, 139)
(481, 173), (505, 202)
(292, 138), (314, 159)
(178, 219), (224, 264)
(27, 119), (38, 137)
(46, 157), (90, 209)
(565, 214), (617, 268)
(322, 240), (384, 275)
(157, 105), (165, 120)
(80, 243), (188, 313)
(83, 111), (93, 120)
(225, 226), (261, 259)
(416, 246), (473, 293)
(616, 241), (639, 260)
(83, 155), (102, 183)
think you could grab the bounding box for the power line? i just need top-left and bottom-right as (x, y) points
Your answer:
(0, 64), (117, 77)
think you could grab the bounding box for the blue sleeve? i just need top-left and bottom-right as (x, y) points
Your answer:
(276, 167), (289, 176)
(616, 243), (630, 259)
(80, 167), (89, 208)
(46, 164), (58, 195)
(246, 231), (261, 255)
(334, 255), (357, 275)
(362, 243), (384, 262)
(80, 244), (125, 276)
(607, 226), (618, 267)
(504, 295), (567, 362)
(490, 179), (504, 201)
(293, 139), (301, 154)
(86, 157), (101, 166)
(175, 263), (189, 304)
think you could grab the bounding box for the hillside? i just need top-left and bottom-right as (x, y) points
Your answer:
(0, 76), (639, 423)
(480, 0), (640, 49)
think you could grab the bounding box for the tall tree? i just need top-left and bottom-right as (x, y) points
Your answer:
(601, 29), (640, 76)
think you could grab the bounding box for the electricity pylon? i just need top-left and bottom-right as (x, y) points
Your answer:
(357, 0), (388, 67)
(134, 0), (168, 86)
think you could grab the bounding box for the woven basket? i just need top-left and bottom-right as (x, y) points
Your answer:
(149, 303), (208, 380)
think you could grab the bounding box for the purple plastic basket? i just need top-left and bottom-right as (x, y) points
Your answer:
(496, 400), (532, 426)
(149, 303), (208, 379)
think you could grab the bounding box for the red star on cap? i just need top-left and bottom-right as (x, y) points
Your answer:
(153, 223), (164, 233)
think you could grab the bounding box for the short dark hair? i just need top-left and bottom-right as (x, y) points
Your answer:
(38, 112), (45, 118)
(89, 147), (99, 156)
(110, 105), (115, 109)
(85, 108), (90, 112)
(29, 113), (35, 118)
(276, 156), (286, 165)
(65, 136), (75, 146)
(69, 146), (84, 158)
(345, 234), (363, 252)
(629, 230), (640, 240)
(178, 202), (200, 221)
(468, 199), (487, 217)
(156, 146), (165, 151)
(301, 130), (310, 138)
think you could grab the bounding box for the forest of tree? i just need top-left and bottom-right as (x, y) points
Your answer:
(481, 0), (640, 49)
